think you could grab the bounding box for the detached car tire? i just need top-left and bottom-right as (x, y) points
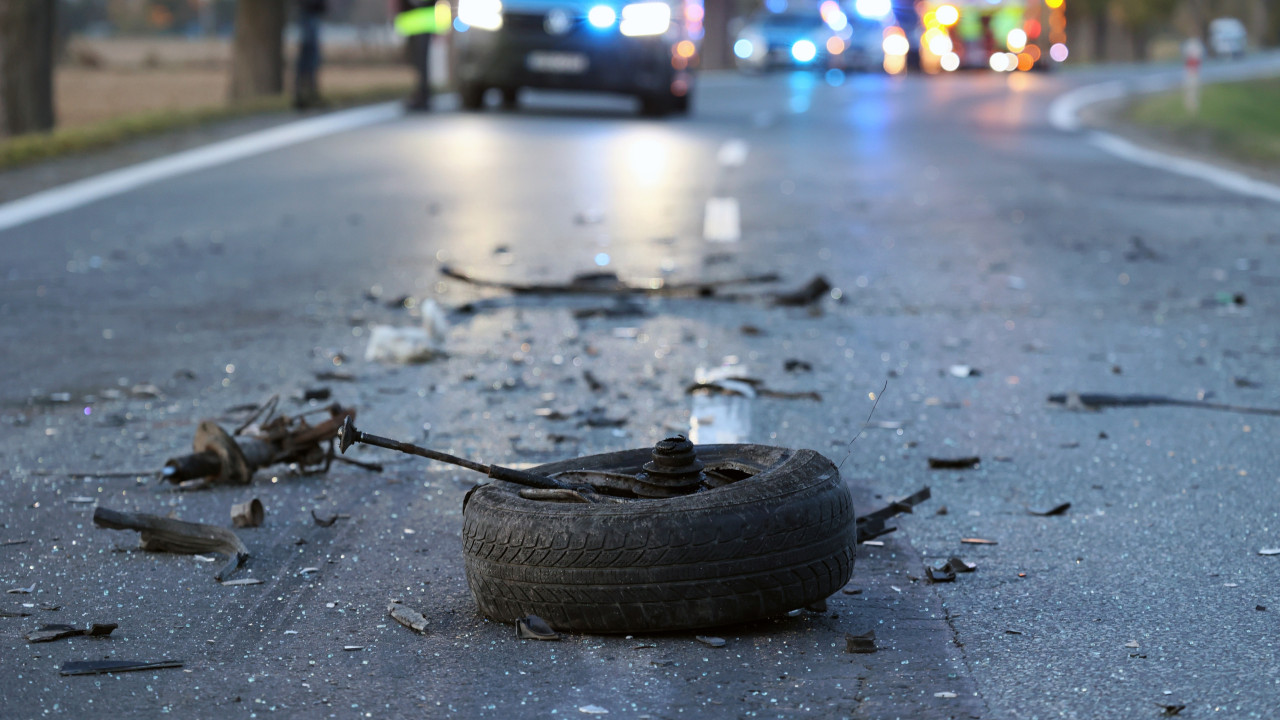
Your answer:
(462, 444), (856, 633)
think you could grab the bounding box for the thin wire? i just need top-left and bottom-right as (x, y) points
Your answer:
(838, 380), (888, 472)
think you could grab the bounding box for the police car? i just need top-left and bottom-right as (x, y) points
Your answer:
(454, 0), (698, 115)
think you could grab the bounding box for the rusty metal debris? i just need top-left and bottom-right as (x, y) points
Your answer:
(1048, 391), (1280, 417)
(231, 498), (265, 528)
(161, 398), (366, 489)
(856, 487), (931, 543)
(93, 507), (248, 581)
(845, 630), (876, 654)
(928, 456), (980, 470)
(60, 659), (182, 676)
(339, 416), (572, 491)
(440, 264), (781, 298)
(516, 615), (561, 640)
(26, 622), (117, 643)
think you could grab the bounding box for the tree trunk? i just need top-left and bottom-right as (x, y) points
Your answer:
(701, 0), (731, 71)
(229, 0), (286, 102)
(0, 0), (57, 137)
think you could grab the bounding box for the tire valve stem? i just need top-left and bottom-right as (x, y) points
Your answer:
(337, 416), (570, 491)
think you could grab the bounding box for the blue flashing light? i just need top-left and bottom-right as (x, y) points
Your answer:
(734, 38), (754, 59)
(854, 0), (891, 18)
(588, 5), (617, 27)
(791, 39), (817, 63)
(453, 17), (469, 31)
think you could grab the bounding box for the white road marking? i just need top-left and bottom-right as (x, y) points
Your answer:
(0, 102), (403, 233)
(717, 139), (749, 167)
(703, 197), (741, 242)
(1089, 132), (1280, 203)
(1047, 59), (1280, 204)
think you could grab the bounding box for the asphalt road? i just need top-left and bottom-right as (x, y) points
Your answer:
(2, 62), (1279, 719)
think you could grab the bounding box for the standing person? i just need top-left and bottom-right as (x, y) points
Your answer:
(295, 0), (328, 109)
(397, 0), (434, 111)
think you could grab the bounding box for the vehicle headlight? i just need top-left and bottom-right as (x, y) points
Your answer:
(458, 0), (502, 31)
(620, 2), (671, 37)
(588, 5), (617, 28)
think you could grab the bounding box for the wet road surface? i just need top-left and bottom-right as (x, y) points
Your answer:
(2, 66), (1278, 718)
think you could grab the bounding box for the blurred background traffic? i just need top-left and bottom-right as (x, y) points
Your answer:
(0, 0), (1276, 139)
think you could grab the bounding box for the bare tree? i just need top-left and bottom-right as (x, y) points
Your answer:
(0, 0), (57, 137)
(229, 0), (287, 101)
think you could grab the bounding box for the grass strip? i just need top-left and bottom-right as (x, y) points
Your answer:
(1122, 76), (1280, 167)
(0, 84), (410, 171)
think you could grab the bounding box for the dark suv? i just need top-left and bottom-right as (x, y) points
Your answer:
(454, 0), (697, 115)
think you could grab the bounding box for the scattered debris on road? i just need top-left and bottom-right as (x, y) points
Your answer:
(365, 300), (449, 363)
(685, 373), (821, 401)
(695, 635), (726, 648)
(960, 538), (997, 545)
(516, 615), (561, 641)
(928, 456), (980, 470)
(1157, 703), (1186, 716)
(770, 275), (832, 307)
(388, 602), (430, 634)
(60, 660), (183, 676)
(856, 487), (932, 543)
(1048, 392), (1280, 417)
(220, 578), (263, 586)
(26, 623), (117, 643)
(578, 705), (610, 715)
(1258, 548), (1280, 556)
(7, 584), (35, 594)
(441, 264), (780, 298)
(231, 498), (265, 528)
(845, 631), (876, 654)
(947, 365), (981, 378)
(1028, 502), (1071, 517)
(311, 510), (342, 527)
(93, 506), (249, 581)
(161, 398), (363, 489)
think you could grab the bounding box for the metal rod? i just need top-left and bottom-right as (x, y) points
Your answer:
(338, 416), (568, 490)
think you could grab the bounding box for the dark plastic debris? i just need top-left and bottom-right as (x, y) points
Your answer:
(60, 660), (182, 676)
(1028, 502), (1071, 517)
(516, 615), (561, 641)
(856, 487), (931, 543)
(928, 456), (981, 470)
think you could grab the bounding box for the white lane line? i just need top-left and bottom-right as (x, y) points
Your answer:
(1089, 132), (1280, 203)
(716, 139), (749, 167)
(1048, 60), (1280, 204)
(703, 197), (741, 242)
(0, 102), (404, 233)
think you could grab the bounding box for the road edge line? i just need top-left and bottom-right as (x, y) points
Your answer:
(0, 101), (404, 233)
(1048, 65), (1280, 204)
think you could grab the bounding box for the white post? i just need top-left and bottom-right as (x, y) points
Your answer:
(1182, 37), (1203, 116)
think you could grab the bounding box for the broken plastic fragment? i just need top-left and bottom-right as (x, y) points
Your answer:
(220, 578), (263, 586)
(1029, 502), (1071, 517)
(925, 565), (956, 583)
(578, 705), (610, 715)
(934, 691), (958, 698)
(231, 498), (265, 528)
(1258, 548), (1280, 556)
(845, 631), (876, 654)
(960, 538), (997, 545)
(388, 602), (429, 634)
(695, 635), (726, 648)
(516, 615), (561, 641)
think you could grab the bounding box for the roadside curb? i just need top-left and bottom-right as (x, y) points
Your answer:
(1047, 58), (1280, 204)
